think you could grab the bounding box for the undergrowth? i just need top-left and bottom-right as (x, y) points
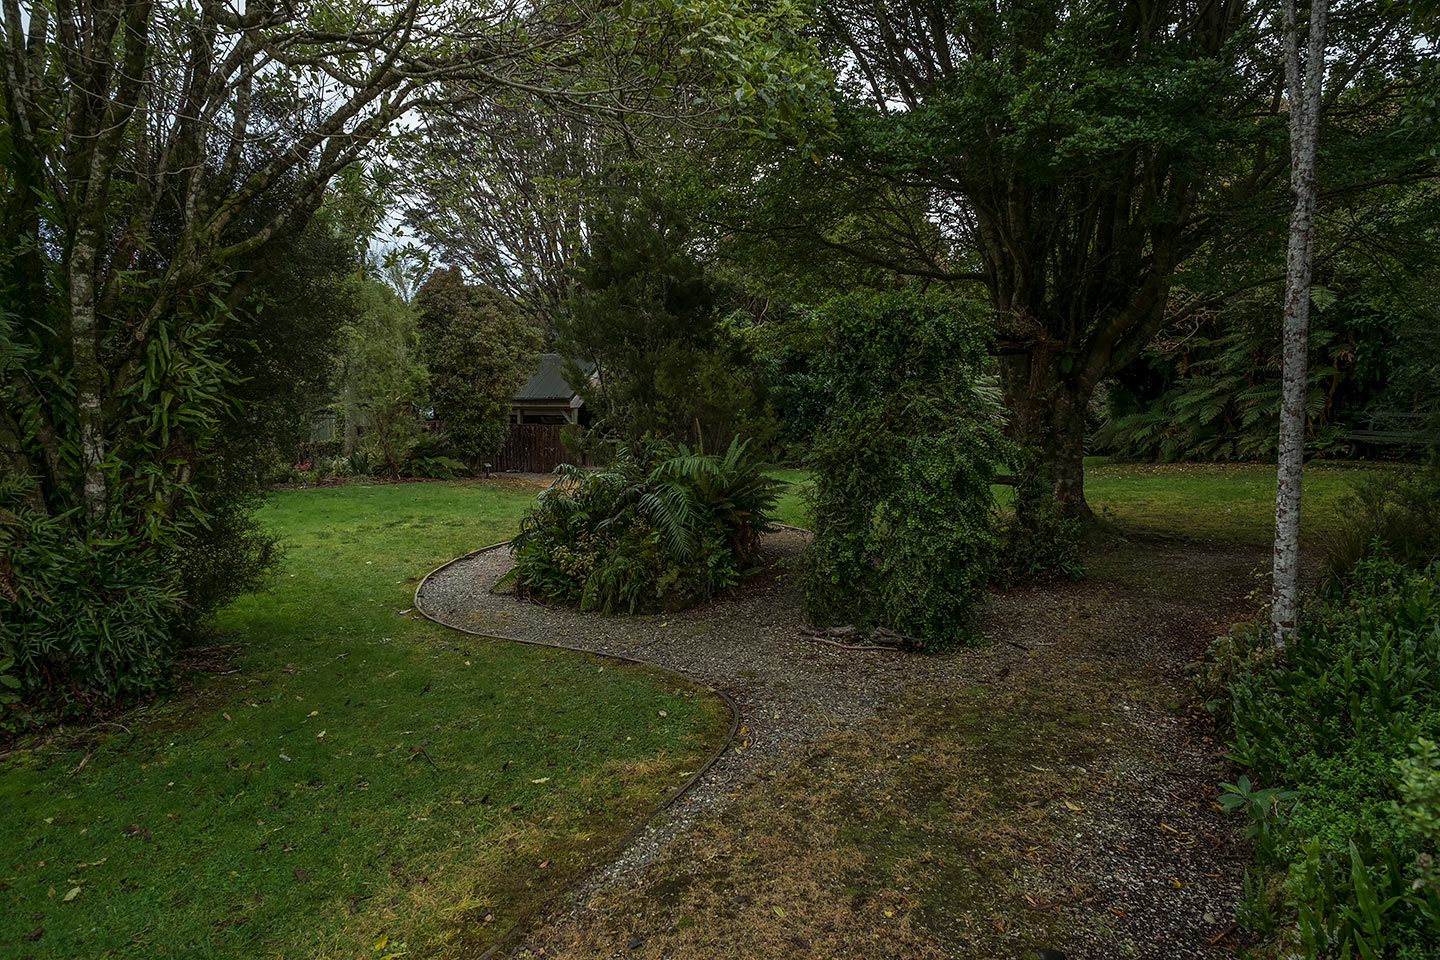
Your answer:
(1220, 552), (1440, 958)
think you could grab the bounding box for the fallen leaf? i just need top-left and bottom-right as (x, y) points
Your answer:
(373, 934), (388, 950)
(530, 777), (550, 784)
(538, 860), (550, 869)
(316, 730), (326, 739)
(1063, 800), (1084, 811)
(773, 906), (785, 918)
(62, 887), (81, 902)
(294, 869), (310, 882)
(222, 713), (231, 721)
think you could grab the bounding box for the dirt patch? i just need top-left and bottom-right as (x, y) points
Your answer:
(420, 533), (1263, 958)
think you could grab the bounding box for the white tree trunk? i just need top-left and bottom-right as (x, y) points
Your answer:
(69, 228), (109, 523)
(1272, 0), (1331, 648)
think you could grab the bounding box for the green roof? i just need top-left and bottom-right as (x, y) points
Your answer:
(515, 353), (586, 402)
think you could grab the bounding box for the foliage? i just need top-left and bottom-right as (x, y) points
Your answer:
(338, 279), (430, 480)
(414, 267), (542, 466)
(399, 434), (468, 481)
(802, 291), (1010, 650)
(0, 0), (826, 713)
(1324, 456), (1440, 576)
(0, 487), (181, 706)
(1223, 553), (1440, 957)
(557, 186), (776, 453)
(705, 0), (1431, 517)
(502, 439), (782, 613)
(1100, 214), (1440, 462)
(997, 467), (1086, 585)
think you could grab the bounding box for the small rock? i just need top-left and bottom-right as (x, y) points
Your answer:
(627, 934), (645, 950)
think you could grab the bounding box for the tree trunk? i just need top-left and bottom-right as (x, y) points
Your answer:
(69, 227), (109, 523)
(1272, 0), (1330, 648)
(998, 351), (1094, 521)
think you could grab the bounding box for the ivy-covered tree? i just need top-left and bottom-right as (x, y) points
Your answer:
(414, 268), (542, 466)
(804, 291), (1010, 649)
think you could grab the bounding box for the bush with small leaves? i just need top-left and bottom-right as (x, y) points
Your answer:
(802, 291), (1010, 650)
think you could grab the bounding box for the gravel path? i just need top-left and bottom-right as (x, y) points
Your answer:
(416, 528), (996, 875)
(417, 532), (1256, 959)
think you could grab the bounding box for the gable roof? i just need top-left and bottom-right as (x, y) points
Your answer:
(515, 353), (587, 402)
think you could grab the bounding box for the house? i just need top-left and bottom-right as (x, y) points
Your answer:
(510, 353), (586, 426)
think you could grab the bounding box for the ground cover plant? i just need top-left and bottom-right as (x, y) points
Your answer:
(502, 439), (782, 613)
(0, 480), (729, 958)
(1221, 553), (1440, 959)
(1213, 464), (1440, 958)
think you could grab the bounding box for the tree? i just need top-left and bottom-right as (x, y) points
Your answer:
(716, 0), (1426, 519)
(342, 279), (429, 480)
(557, 187), (775, 453)
(402, 110), (601, 336)
(1272, 0), (1332, 646)
(0, 0), (822, 703)
(414, 268), (542, 466)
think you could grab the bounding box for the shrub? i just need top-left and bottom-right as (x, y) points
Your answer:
(1324, 456), (1440, 576)
(802, 291), (1010, 650)
(996, 466), (1086, 585)
(400, 434), (467, 480)
(1, 502), (182, 708)
(500, 439), (781, 613)
(1223, 553), (1440, 958)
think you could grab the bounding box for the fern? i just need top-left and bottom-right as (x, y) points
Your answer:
(504, 438), (781, 614)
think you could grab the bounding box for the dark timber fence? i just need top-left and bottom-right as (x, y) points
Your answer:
(494, 423), (577, 473)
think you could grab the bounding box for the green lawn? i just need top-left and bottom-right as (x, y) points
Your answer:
(0, 480), (729, 959)
(770, 459), (1381, 542)
(768, 468), (811, 528)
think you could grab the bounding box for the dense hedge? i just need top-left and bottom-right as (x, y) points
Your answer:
(802, 291), (1010, 650)
(499, 439), (781, 614)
